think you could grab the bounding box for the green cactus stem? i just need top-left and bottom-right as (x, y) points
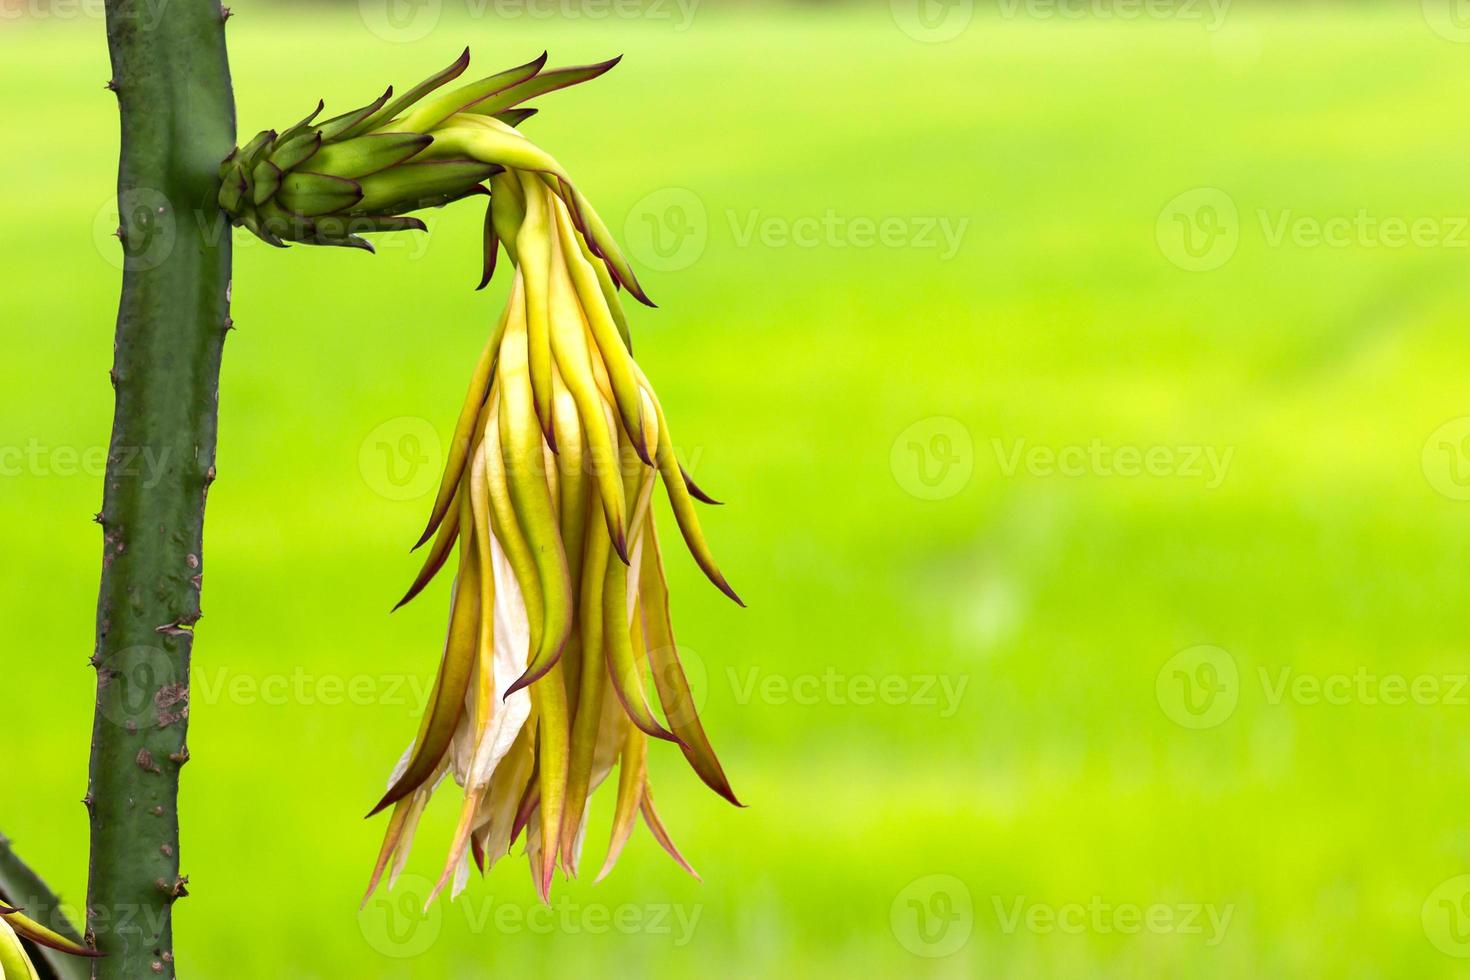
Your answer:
(86, 1), (236, 976)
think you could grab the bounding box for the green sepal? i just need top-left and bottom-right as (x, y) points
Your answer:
(401, 183), (490, 213)
(398, 51), (547, 134)
(477, 200), (499, 290)
(270, 130), (324, 173)
(463, 58), (620, 120)
(238, 211), (288, 248)
(256, 196), (310, 241)
(238, 127), (276, 162)
(348, 48), (472, 138)
(249, 160), (282, 206)
(218, 170), (247, 214)
(308, 132), (433, 180)
(353, 159), (498, 215)
(278, 99), (326, 144)
(317, 88), (393, 142)
(325, 214), (429, 236)
(308, 228), (375, 251)
(494, 107), (538, 128)
(277, 171), (364, 217)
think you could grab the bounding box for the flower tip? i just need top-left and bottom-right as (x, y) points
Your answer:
(714, 574), (744, 608)
(681, 465), (721, 505)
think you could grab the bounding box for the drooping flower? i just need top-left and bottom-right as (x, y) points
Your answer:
(222, 52), (742, 904)
(0, 903), (100, 978)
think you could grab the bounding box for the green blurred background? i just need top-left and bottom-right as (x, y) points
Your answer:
(6, 0), (1470, 975)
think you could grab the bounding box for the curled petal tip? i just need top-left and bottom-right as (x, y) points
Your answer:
(715, 575), (744, 607)
(681, 466), (721, 505)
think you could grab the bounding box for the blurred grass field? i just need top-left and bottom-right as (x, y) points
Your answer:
(6, 1), (1470, 976)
